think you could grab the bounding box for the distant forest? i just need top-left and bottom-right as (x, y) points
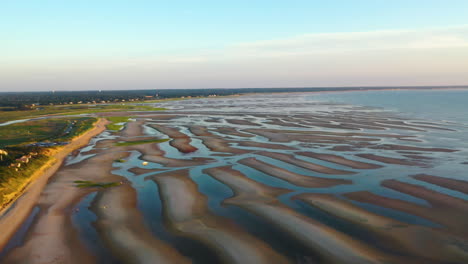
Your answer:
(0, 86), (465, 110)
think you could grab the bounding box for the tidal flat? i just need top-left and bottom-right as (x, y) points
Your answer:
(1, 92), (468, 264)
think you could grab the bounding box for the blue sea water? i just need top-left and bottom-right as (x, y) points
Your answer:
(307, 89), (468, 124)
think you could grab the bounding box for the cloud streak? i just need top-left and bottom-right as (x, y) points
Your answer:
(1, 26), (468, 90)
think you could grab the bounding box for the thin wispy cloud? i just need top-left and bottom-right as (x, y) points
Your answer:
(1, 26), (468, 90)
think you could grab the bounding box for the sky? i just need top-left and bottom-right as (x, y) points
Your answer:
(1, 0), (468, 91)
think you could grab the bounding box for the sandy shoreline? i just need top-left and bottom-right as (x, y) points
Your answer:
(0, 118), (109, 250)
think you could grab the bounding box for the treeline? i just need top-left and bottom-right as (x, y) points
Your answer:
(1, 86), (465, 109)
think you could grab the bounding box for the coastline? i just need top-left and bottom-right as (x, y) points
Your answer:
(0, 118), (109, 250)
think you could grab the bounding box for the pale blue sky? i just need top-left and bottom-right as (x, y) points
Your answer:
(1, 1), (468, 91)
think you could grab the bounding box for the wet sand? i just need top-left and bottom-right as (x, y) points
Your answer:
(233, 141), (296, 150)
(355, 153), (421, 166)
(345, 182), (468, 236)
(258, 151), (356, 175)
(0, 118), (109, 251)
(1, 92), (467, 263)
(296, 152), (383, 169)
(149, 124), (198, 153)
(204, 166), (401, 264)
(412, 174), (468, 194)
(2, 150), (128, 264)
(152, 169), (290, 264)
(91, 183), (191, 264)
(295, 193), (468, 263)
(239, 158), (351, 188)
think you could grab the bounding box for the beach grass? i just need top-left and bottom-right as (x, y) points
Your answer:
(0, 148), (51, 206)
(0, 117), (97, 147)
(0, 103), (166, 123)
(106, 116), (131, 131)
(0, 118), (101, 209)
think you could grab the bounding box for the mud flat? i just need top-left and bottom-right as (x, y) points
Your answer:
(91, 183), (190, 264)
(212, 127), (255, 138)
(369, 144), (457, 153)
(226, 119), (261, 126)
(201, 137), (249, 155)
(0, 118), (109, 253)
(239, 158), (351, 188)
(152, 169), (290, 264)
(128, 167), (166, 175)
(245, 128), (418, 142)
(258, 151), (355, 175)
(294, 193), (468, 263)
(130, 143), (212, 167)
(204, 166), (400, 264)
(412, 174), (468, 194)
(345, 181), (468, 236)
(244, 129), (379, 144)
(121, 120), (145, 137)
(264, 118), (308, 128)
(1, 150), (128, 264)
(188, 125), (213, 137)
(355, 153), (421, 166)
(296, 152), (383, 169)
(233, 141), (297, 150)
(149, 124), (198, 153)
(188, 125), (250, 154)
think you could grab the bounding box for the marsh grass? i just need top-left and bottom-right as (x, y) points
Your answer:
(0, 117), (96, 147)
(0, 103), (166, 123)
(106, 116), (131, 131)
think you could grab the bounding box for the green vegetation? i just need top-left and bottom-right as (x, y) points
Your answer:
(0, 103), (166, 123)
(0, 147), (51, 206)
(115, 138), (170, 146)
(73, 180), (122, 188)
(114, 159), (126, 163)
(0, 117), (98, 209)
(106, 116), (131, 131)
(0, 117), (97, 147)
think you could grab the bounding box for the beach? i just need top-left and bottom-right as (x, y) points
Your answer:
(1, 91), (468, 263)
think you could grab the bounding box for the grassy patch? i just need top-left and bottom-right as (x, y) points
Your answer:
(106, 116), (130, 131)
(73, 180), (122, 188)
(114, 159), (126, 163)
(0, 117), (97, 147)
(0, 147), (51, 207)
(0, 103), (166, 123)
(115, 138), (169, 146)
(0, 117), (97, 209)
